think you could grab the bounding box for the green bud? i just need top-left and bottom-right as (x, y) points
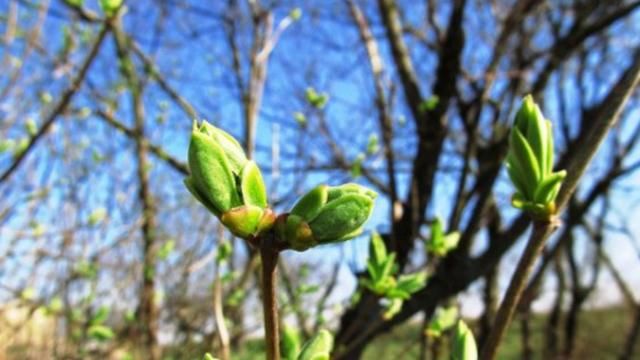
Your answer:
(281, 325), (301, 360)
(452, 320), (478, 360)
(506, 96), (566, 220)
(426, 306), (458, 338)
(284, 183), (376, 251)
(297, 329), (333, 360)
(289, 8), (302, 21)
(99, 0), (122, 16)
(185, 120), (273, 239)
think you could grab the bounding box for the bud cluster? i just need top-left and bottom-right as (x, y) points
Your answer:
(506, 96), (566, 219)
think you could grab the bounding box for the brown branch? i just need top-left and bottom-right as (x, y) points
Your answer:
(0, 23), (110, 184)
(95, 109), (188, 175)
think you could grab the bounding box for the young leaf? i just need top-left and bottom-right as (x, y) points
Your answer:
(281, 325), (301, 360)
(298, 329), (333, 360)
(240, 161), (267, 208)
(290, 185), (328, 222)
(452, 320), (478, 360)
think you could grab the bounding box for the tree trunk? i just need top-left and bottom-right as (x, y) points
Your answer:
(113, 19), (160, 360)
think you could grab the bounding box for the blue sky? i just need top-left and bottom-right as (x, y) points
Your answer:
(0, 1), (639, 323)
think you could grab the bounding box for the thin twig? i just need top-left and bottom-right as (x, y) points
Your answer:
(480, 219), (559, 360)
(0, 23), (110, 184)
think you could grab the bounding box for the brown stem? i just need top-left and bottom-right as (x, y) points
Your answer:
(260, 233), (280, 360)
(480, 219), (559, 360)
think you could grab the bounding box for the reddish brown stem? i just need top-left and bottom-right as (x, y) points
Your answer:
(260, 233), (280, 360)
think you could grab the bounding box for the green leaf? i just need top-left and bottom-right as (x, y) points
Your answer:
(215, 241), (232, 264)
(418, 95), (439, 114)
(523, 99), (548, 175)
(0, 139), (14, 153)
(240, 161), (267, 208)
(509, 128), (541, 198)
(47, 297), (64, 315)
(395, 272), (427, 296)
(74, 261), (98, 279)
(99, 0), (123, 16)
(88, 325), (114, 341)
(382, 298), (403, 320)
(545, 120), (554, 174)
(203, 353), (219, 360)
(290, 185), (328, 222)
(281, 325), (301, 360)
(158, 239), (175, 260)
(426, 306), (458, 337)
(533, 170), (566, 204)
(21, 288), (36, 301)
(452, 320), (478, 360)
(289, 8), (302, 21)
(184, 177), (221, 216)
(294, 112), (307, 125)
(64, 0), (84, 7)
(350, 153), (365, 178)
(367, 134), (379, 155)
(25, 119), (38, 136)
(298, 330), (333, 360)
(91, 306), (110, 325)
(310, 194), (374, 242)
(201, 121), (247, 174)
(369, 232), (387, 266)
(305, 87), (329, 109)
(188, 128), (240, 213)
(88, 207), (107, 226)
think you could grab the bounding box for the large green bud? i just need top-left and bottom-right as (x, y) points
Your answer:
(185, 120), (275, 239)
(297, 329), (333, 360)
(506, 95), (566, 220)
(280, 183), (377, 251)
(451, 320), (477, 360)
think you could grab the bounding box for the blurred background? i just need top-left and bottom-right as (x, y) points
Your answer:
(0, 0), (639, 359)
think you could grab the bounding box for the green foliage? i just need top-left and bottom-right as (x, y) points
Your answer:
(21, 288), (36, 301)
(293, 111), (307, 126)
(426, 217), (460, 257)
(74, 260), (98, 279)
(46, 297), (64, 315)
(297, 330), (333, 360)
(185, 120), (275, 239)
(506, 95), (566, 219)
(452, 320), (477, 360)
(281, 325), (301, 360)
(425, 306), (458, 337)
(215, 241), (232, 264)
(158, 239), (176, 260)
(0, 139), (14, 154)
(350, 153), (365, 178)
(25, 119), (38, 136)
(90, 306), (110, 325)
(419, 95), (439, 113)
(361, 232), (426, 319)
(87, 207), (107, 226)
(99, 0), (123, 17)
(64, 0), (84, 7)
(366, 134), (379, 155)
(87, 325), (114, 341)
(289, 8), (302, 21)
(282, 183), (377, 251)
(305, 88), (329, 109)
(203, 353), (218, 360)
